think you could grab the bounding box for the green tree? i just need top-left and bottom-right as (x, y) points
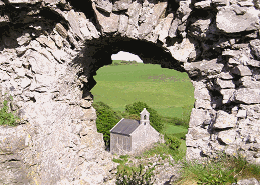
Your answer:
(92, 101), (122, 146)
(164, 134), (181, 150)
(125, 101), (163, 133)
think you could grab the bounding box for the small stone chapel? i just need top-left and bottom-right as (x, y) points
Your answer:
(110, 108), (161, 154)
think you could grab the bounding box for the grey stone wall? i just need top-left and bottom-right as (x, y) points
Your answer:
(132, 123), (162, 153)
(110, 133), (132, 154)
(0, 0), (259, 183)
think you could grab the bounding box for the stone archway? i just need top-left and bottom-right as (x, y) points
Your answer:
(0, 0), (259, 184)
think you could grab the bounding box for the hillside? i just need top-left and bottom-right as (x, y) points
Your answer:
(91, 62), (195, 119)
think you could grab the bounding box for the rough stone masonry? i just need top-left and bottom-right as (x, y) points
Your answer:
(0, 0), (259, 184)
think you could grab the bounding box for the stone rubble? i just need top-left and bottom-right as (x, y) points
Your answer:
(0, 0), (259, 184)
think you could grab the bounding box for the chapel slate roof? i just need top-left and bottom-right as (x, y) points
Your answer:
(110, 119), (140, 136)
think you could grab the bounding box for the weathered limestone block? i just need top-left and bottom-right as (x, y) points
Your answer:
(125, 1), (142, 38)
(118, 14), (128, 34)
(94, 0), (113, 13)
(231, 65), (252, 76)
(17, 33), (31, 46)
(112, 0), (131, 11)
(240, 104), (260, 119)
(94, 5), (120, 34)
(189, 108), (213, 127)
(36, 35), (57, 50)
(241, 76), (260, 89)
(237, 109), (247, 118)
(236, 178), (260, 185)
(168, 18), (179, 38)
(158, 13), (174, 42)
(212, 0), (229, 6)
(216, 78), (235, 89)
(86, 20), (100, 38)
(55, 23), (68, 38)
(44, 0), (61, 4)
(186, 147), (202, 161)
(138, 1), (167, 38)
(168, 38), (199, 63)
(194, 0), (211, 9)
(222, 49), (242, 58)
(193, 81), (211, 104)
(220, 89), (235, 104)
(79, 19), (92, 40)
(249, 39), (260, 60)
(246, 59), (260, 67)
(185, 58), (224, 77)
(217, 129), (237, 145)
(234, 88), (260, 104)
(213, 110), (237, 129)
(67, 10), (83, 40)
(189, 17), (212, 38)
(219, 72), (234, 80)
(7, 0), (40, 3)
(216, 6), (259, 33)
(26, 50), (56, 75)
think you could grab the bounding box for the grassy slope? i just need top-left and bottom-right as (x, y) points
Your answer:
(91, 63), (195, 119)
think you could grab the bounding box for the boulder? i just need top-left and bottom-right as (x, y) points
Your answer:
(216, 78), (235, 89)
(168, 38), (199, 63)
(194, 1), (211, 9)
(189, 108), (213, 127)
(216, 7), (259, 33)
(218, 129), (237, 145)
(184, 58), (224, 77)
(212, 0), (229, 6)
(237, 110), (247, 118)
(67, 10), (83, 40)
(241, 76), (260, 89)
(234, 88), (260, 104)
(126, 1), (142, 38)
(222, 49), (241, 57)
(112, 0), (131, 11)
(234, 178), (260, 185)
(189, 17), (212, 38)
(138, 1), (168, 38)
(55, 23), (68, 38)
(246, 59), (260, 67)
(92, 3), (119, 33)
(220, 72), (234, 80)
(118, 14), (128, 34)
(158, 13), (174, 42)
(187, 127), (210, 140)
(220, 89), (235, 104)
(249, 39), (260, 60)
(36, 35), (57, 50)
(231, 65), (252, 76)
(213, 110), (237, 129)
(94, 0), (112, 13)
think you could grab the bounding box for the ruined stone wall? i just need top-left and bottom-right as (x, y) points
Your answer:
(0, 0), (259, 184)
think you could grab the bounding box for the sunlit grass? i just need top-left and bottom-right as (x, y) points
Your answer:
(91, 63), (195, 119)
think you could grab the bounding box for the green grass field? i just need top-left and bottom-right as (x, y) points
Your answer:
(91, 63), (195, 119)
(91, 62), (194, 153)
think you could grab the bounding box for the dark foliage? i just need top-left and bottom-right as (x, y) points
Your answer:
(125, 101), (163, 132)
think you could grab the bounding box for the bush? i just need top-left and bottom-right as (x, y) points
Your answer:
(116, 164), (155, 185)
(164, 134), (181, 150)
(176, 153), (260, 185)
(0, 95), (19, 126)
(173, 131), (187, 140)
(125, 101), (163, 132)
(92, 101), (122, 146)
